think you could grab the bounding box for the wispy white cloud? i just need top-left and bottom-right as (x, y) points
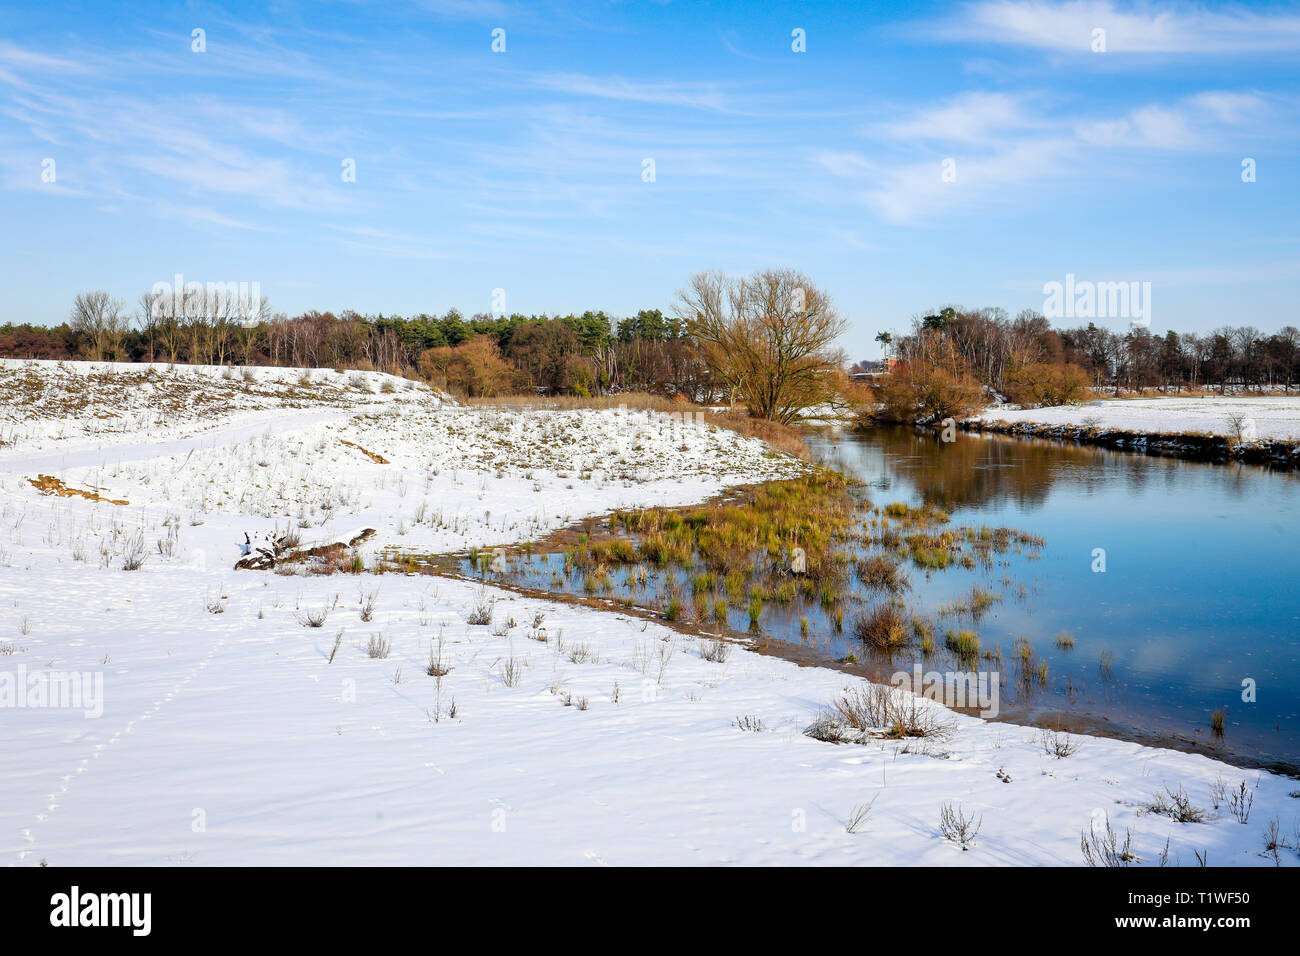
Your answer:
(940, 0), (1300, 54)
(858, 138), (1074, 224)
(824, 85), (1280, 222)
(0, 43), (352, 217)
(877, 91), (1041, 144)
(814, 151), (873, 178)
(416, 0), (514, 18)
(152, 201), (274, 232)
(528, 72), (732, 112)
(126, 151), (342, 210)
(1076, 91), (1267, 148)
(0, 40), (94, 77)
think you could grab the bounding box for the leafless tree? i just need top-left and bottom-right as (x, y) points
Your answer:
(69, 291), (128, 360)
(676, 268), (847, 423)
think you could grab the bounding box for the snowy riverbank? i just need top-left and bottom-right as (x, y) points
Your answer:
(1, 361), (1295, 866)
(968, 397), (1300, 465)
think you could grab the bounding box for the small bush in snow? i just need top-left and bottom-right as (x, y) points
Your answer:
(359, 589), (378, 622)
(121, 534), (148, 571)
(467, 598), (493, 626)
(807, 684), (952, 743)
(1041, 728), (1079, 759)
(1227, 780), (1254, 824)
(699, 638), (731, 663)
(846, 796), (878, 834)
(1080, 815), (1136, 867)
(939, 802), (982, 851)
(297, 607), (329, 628)
(426, 634), (452, 677)
(1141, 785), (1204, 824)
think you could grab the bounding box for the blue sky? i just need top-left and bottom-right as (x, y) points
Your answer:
(2, 0), (1298, 359)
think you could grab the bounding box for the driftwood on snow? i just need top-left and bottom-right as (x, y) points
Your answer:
(235, 528), (376, 570)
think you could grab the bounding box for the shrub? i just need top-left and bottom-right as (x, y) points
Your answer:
(426, 636), (452, 677)
(699, 638), (732, 663)
(938, 802), (982, 850)
(467, 596), (493, 626)
(807, 683), (952, 742)
(871, 360), (984, 425)
(1142, 785), (1204, 824)
(418, 335), (519, 397)
(297, 607), (329, 628)
(1041, 728), (1079, 758)
(500, 654), (523, 687)
(1002, 361), (1091, 407)
(121, 534), (148, 571)
(1081, 815), (1137, 867)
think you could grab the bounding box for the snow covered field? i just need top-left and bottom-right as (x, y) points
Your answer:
(0, 359), (805, 557)
(974, 396), (1300, 442)
(2, 360), (1296, 866)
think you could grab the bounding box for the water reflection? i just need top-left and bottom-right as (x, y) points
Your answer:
(456, 425), (1300, 773)
(813, 427), (1300, 772)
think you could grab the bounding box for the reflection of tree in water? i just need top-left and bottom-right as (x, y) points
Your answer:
(816, 425), (1280, 512)
(842, 427), (1071, 510)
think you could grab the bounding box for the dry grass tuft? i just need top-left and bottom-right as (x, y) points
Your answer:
(854, 604), (909, 650)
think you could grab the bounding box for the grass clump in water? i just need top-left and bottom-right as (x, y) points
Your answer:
(856, 554), (909, 593)
(944, 628), (981, 662)
(854, 604), (909, 650)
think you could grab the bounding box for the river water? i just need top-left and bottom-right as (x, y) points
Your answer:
(459, 425), (1300, 773)
(814, 426), (1300, 773)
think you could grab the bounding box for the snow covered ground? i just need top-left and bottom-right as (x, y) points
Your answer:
(2, 360), (1296, 866)
(0, 358), (805, 557)
(973, 396), (1300, 442)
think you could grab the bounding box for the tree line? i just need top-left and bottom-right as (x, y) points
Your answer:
(0, 271), (848, 424)
(0, 293), (723, 400)
(6, 282), (1295, 427)
(873, 306), (1300, 417)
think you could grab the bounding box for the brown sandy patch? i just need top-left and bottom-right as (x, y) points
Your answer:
(28, 474), (129, 505)
(339, 439), (388, 463)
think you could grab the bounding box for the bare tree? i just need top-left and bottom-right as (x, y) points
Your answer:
(69, 291), (128, 360)
(149, 288), (185, 364)
(676, 268), (847, 423)
(235, 297), (274, 366)
(135, 291), (158, 362)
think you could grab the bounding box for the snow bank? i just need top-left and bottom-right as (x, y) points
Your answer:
(974, 396), (1300, 442)
(3, 568), (1292, 866)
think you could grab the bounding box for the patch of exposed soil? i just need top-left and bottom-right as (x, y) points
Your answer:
(28, 474), (129, 505)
